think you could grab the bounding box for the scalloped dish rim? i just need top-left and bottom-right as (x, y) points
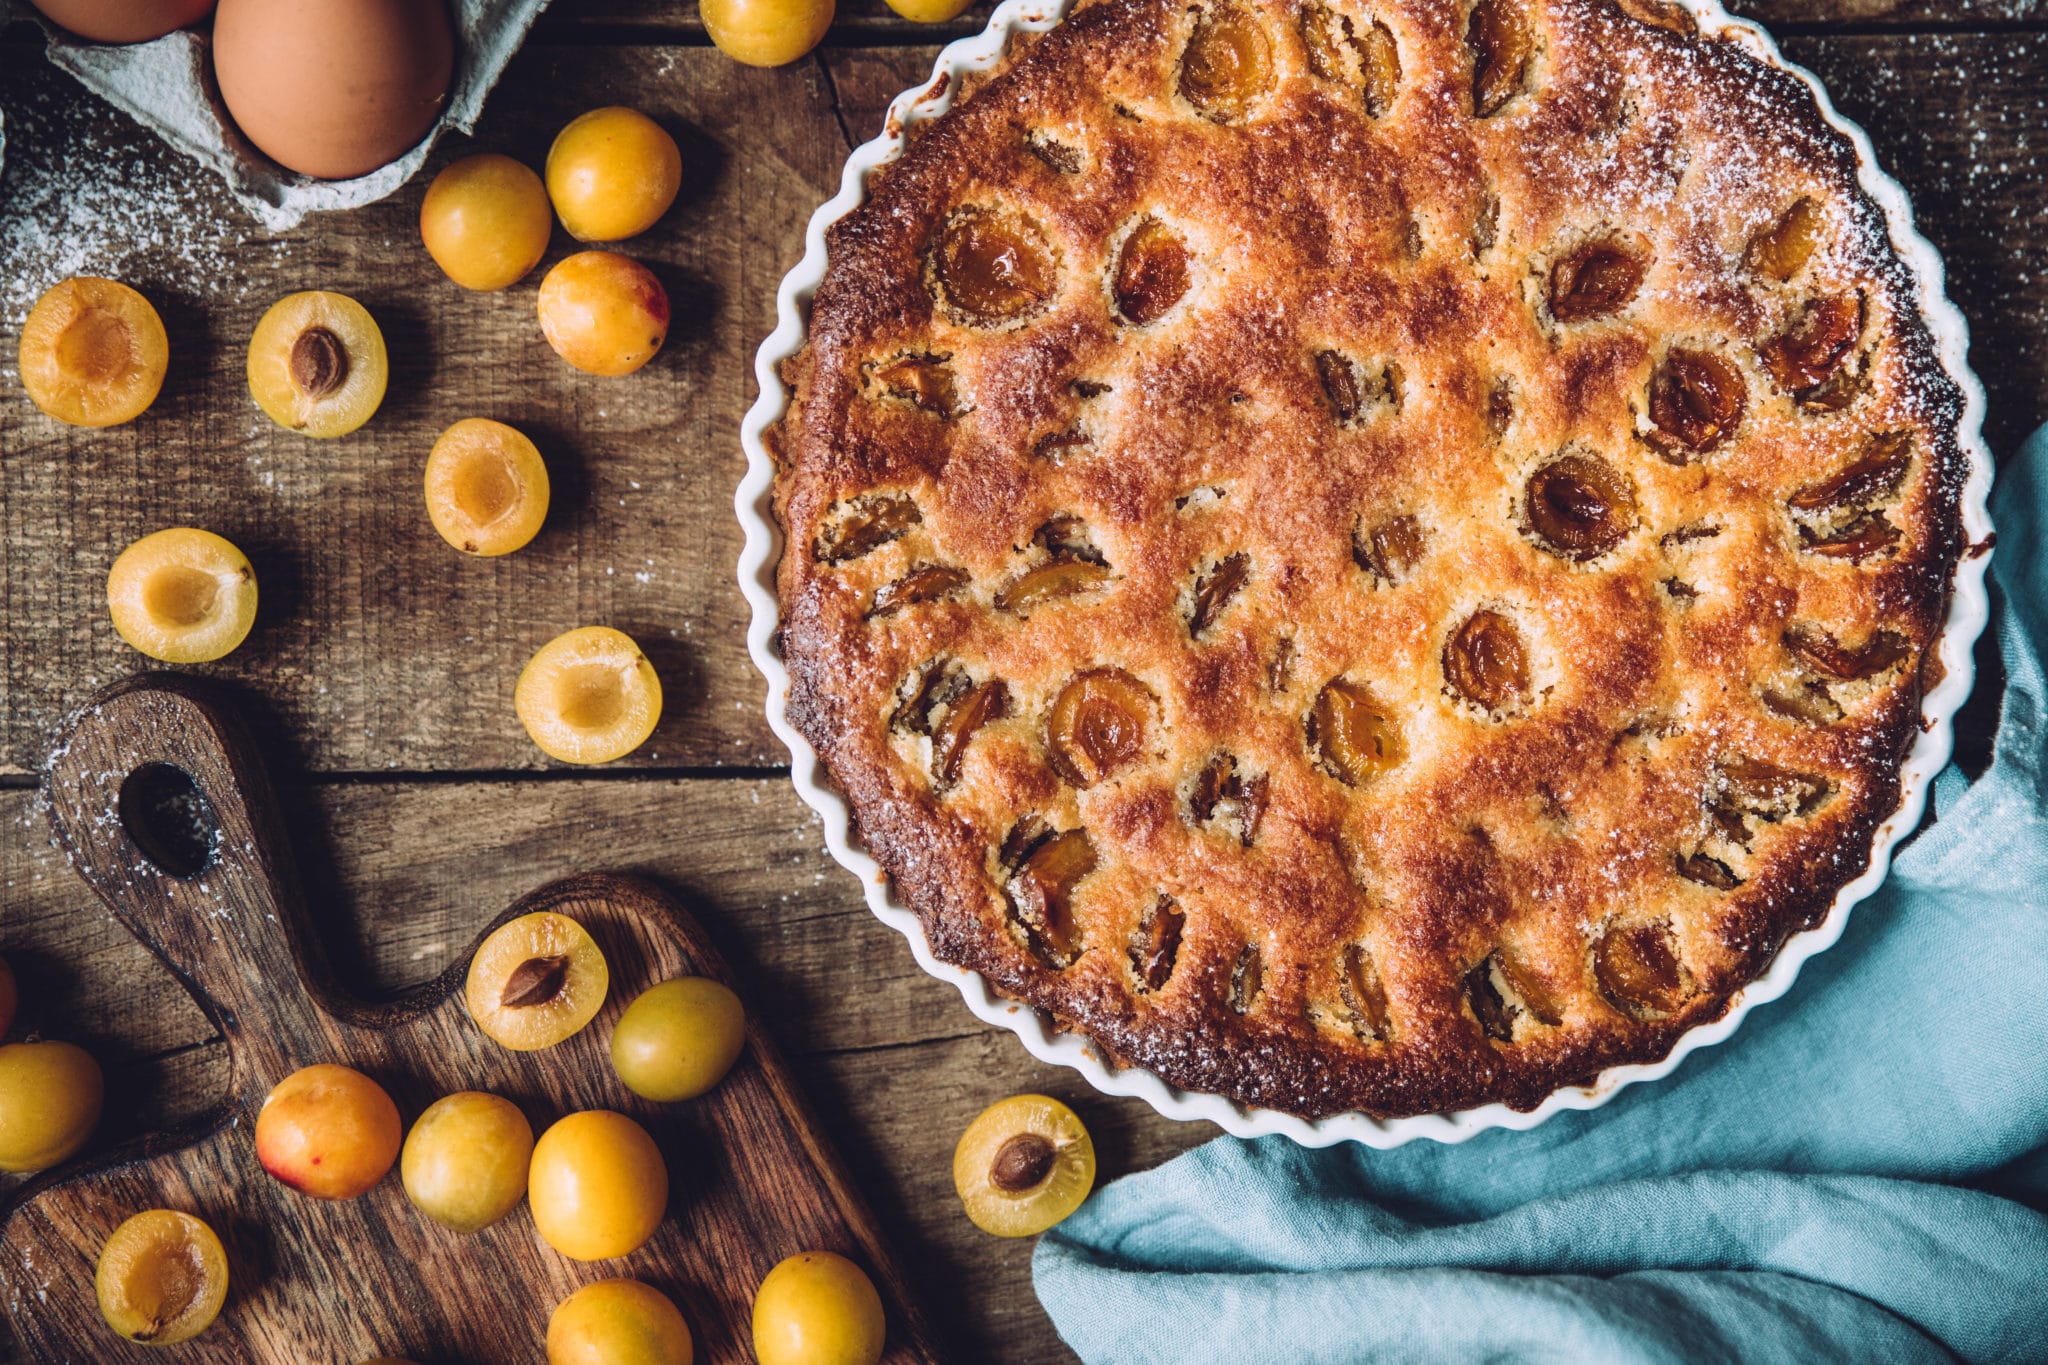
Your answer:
(734, 0), (1997, 1148)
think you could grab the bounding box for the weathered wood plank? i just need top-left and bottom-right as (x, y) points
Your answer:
(23, 677), (949, 1362)
(0, 771), (1087, 1066)
(548, 0), (2048, 37)
(0, 1030), (1195, 1363)
(0, 43), (846, 775)
(1780, 28), (2048, 461)
(3, 32), (2042, 776)
(3, 32), (2042, 777)
(0, 776), (1208, 1361)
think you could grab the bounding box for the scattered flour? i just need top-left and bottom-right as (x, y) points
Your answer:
(2, 0), (554, 234)
(0, 61), (288, 327)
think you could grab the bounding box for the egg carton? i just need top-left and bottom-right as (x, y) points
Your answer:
(4, 0), (554, 231)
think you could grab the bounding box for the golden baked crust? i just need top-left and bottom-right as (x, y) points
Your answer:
(772, 0), (1970, 1118)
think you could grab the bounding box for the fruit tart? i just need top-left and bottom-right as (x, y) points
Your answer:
(770, 0), (1974, 1117)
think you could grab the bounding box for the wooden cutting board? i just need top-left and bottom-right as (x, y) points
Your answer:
(3, 674), (946, 1364)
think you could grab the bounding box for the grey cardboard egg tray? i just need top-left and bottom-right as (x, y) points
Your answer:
(2, 0), (554, 230)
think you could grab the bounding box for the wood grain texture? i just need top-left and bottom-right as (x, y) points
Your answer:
(0, 7), (2039, 1361)
(545, 0), (2048, 36)
(0, 42), (839, 776)
(0, 764), (1210, 1364)
(1, 32), (2042, 775)
(7, 677), (943, 1364)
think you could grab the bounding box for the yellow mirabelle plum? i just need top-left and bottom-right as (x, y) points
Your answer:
(421, 153), (553, 291)
(546, 108), (682, 243)
(95, 1210), (229, 1346)
(516, 626), (663, 764)
(537, 251), (668, 376)
(18, 277), (168, 427)
(106, 528), (257, 664)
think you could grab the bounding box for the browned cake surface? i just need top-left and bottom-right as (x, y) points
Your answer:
(771, 0), (1970, 1118)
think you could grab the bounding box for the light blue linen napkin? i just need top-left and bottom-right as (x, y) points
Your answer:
(1034, 427), (2048, 1364)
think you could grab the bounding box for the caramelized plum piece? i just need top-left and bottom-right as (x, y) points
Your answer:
(1720, 755), (1828, 812)
(1130, 895), (1186, 992)
(1761, 293), (1863, 395)
(1745, 196), (1822, 283)
(1677, 851), (1741, 889)
(1467, 952), (1557, 1039)
(1113, 217), (1192, 326)
(816, 493), (920, 565)
(1048, 669), (1153, 786)
(933, 207), (1058, 327)
(1180, 4), (1274, 122)
(1800, 512), (1900, 562)
(1661, 521), (1722, 549)
(1709, 802), (1750, 848)
(1789, 432), (1911, 513)
(1318, 350), (1363, 422)
(1593, 919), (1690, 1017)
(1472, 191), (1501, 259)
(1356, 513), (1427, 585)
(1714, 755), (1831, 837)
(1357, 17), (1402, 116)
(1549, 235), (1650, 323)
(1612, 0), (1695, 35)
(869, 564), (968, 618)
(1760, 681), (1845, 726)
(1445, 609), (1531, 711)
(871, 353), (958, 416)
(1466, 958), (1515, 1041)
(1784, 624), (1910, 681)
(1800, 365), (1867, 414)
(1229, 943), (1264, 1014)
(1005, 827), (1097, 966)
(1338, 942), (1391, 1041)
(1400, 214), (1426, 261)
(932, 679), (1009, 788)
(1188, 552), (1250, 637)
(1032, 515), (1101, 562)
(1302, 4), (1401, 117)
(1033, 427), (1094, 462)
(1485, 373), (1516, 437)
(1525, 453), (1636, 559)
(1647, 349), (1746, 456)
(996, 559), (1113, 613)
(1309, 679), (1403, 786)
(1316, 350), (1401, 425)
(1301, 1), (1349, 77)
(892, 659), (967, 735)
(998, 813), (1051, 869)
(1022, 127), (1082, 175)
(1467, 0), (1533, 117)
(1188, 753), (1269, 845)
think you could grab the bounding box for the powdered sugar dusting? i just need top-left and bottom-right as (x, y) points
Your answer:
(0, 63), (290, 328)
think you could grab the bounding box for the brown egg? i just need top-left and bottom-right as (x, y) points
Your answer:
(28, 0), (215, 43)
(212, 0), (455, 182)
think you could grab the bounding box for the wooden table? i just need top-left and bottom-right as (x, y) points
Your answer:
(0, 0), (2039, 1358)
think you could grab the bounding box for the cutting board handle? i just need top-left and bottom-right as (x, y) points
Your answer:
(43, 674), (337, 1093)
